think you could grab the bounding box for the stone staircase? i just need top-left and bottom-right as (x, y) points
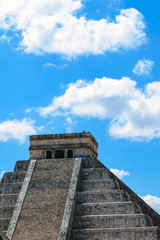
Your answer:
(71, 158), (160, 240)
(0, 161), (28, 234)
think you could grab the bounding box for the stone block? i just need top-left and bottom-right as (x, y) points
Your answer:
(76, 190), (129, 203)
(0, 206), (14, 219)
(13, 161), (28, 172)
(81, 158), (104, 168)
(75, 202), (141, 216)
(80, 168), (110, 180)
(71, 227), (160, 240)
(0, 183), (22, 194)
(1, 172), (26, 184)
(78, 179), (116, 191)
(0, 194), (19, 207)
(73, 214), (151, 229)
(0, 219), (10, 232)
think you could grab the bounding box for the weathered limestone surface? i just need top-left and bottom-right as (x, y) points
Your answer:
(0, 229), (9, 240)
(6, 160), (36, 240)
(12, 158), (75, 240)
(58, 158), (82, 240)
(0, 161), (28, 233)
(29, 132), (98, 160)
(72, 227), (160, 240)
(71, 158), (160, 240)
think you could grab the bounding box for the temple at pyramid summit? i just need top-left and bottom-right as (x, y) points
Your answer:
(0, 132), (160, 240)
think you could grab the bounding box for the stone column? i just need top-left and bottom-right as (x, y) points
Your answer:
(64, 150), (68, 158)
(52, 151), (55, 159)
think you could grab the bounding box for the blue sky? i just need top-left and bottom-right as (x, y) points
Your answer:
(0, 0), (160, 213)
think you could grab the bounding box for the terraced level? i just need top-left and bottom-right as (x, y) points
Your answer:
(71, 158), (160, 240)
(0, 161), (28, 234)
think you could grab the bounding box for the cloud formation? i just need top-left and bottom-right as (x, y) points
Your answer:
(43, 62), (68, 69)
(0, 0), (146, 57)
(0, 118), (37, 143)
(142, 195), (160, 214)
(38, 77), (160, 141)
(132, 58), (154, 76)
(110, 168), (130, 179)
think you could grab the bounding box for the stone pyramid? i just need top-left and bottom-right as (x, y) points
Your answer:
(0, 132), (160, 240)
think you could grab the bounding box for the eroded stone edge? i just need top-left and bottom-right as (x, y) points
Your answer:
(58, 158), (82, 240)
(6, 160), (37, 240)
(0, 229), (9, 240)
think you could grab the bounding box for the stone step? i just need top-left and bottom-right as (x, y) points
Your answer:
(80, 168), (110, 180)
(1, 171), (26, 184)
(0, 194), (19, 206)
(75, 202), (141, 216)
(71, 226), (160, 240)
(73, 214), (151, 229)
(78, 179), (117, 191)
(13, 160), (28, 172)
(0, 206), (14, 218)
(76, 190), (130, 203)
(0, 182), (23, 194)
(81, 158), (104, 168)
(0, 219), (10, 231)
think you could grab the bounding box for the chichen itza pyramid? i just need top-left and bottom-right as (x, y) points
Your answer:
(0, 132), (160, 239)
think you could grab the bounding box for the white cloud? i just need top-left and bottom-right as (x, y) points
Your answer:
(66, 126), (72, 133)
(141, 195), (160, 214)
(25, 107), (35, 113)
(110, 168), (130, 179)
(107, 0), (123, 11)
(132, 58), (154, 76)
(64, 116), (77, 133)
(0, 171), (5, 180)
(43, 62), (68, 69)
(67, 117), (73, 124)
(46, 121), (53, 126)
(38, 77), (160, 141)
(0, 34), (12, 43)
(0, 118), (37, 143)
(0, 0), (146, 57)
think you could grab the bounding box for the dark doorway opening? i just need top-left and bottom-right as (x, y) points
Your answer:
(68, 150), (73, 158)
(46, 151), (52, 159)
(55, 150), (64, 159)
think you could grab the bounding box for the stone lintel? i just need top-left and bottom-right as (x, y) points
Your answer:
(29, 143), (91, 150)
(29, 143), (97, 156)
(29, 132), (98, 147)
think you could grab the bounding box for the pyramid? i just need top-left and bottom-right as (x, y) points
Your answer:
(0, 132), (160, 240)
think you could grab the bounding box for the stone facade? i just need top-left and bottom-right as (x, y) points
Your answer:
(29, 132), (98, 160)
